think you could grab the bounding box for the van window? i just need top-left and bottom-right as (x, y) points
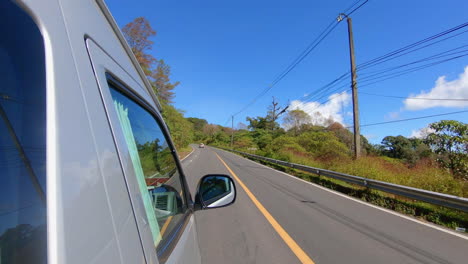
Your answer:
(0, 1), (47, 264)
(108, 82), (187, 251)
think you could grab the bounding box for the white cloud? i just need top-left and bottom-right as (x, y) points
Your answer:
(289, 92), (351, 126)
(409, 126), (435, 139)
(364, 134), (377, 140)
(386, 111), (401, 120)
(404, 66), (468, 110)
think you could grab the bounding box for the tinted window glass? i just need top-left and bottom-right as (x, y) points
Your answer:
(0, 1), (47, 264)
(108, 84), (187, 252)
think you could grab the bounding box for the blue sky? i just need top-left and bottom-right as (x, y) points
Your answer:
(106, 0), (468, 143)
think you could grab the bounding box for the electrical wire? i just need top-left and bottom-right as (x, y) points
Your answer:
(356, 110), (468, 128)
(359, 44), (468, 78)
(301, 46), (468, 106)
(345, 0), (369, 16)
(357, 21), (468, 70)
(293, 50), (468, 115)
(357, 29), (468, 72)
(359, 92), (468, 101)
(231, 21), (340, 117)
(305, 110), (468, 133)
(359, 53), (468, 87)
(299, 28), (468, 104)
(343, 0), (364, 14)
(228, 1), (370, 118)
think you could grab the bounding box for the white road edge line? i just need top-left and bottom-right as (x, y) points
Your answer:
(180, 146), (195, 162)
(216, 148), (468, 240)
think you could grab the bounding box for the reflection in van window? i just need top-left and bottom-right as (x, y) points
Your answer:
(108, 84), (186, 251)
(0, 1), (47, 264)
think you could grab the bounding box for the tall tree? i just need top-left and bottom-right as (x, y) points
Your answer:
(266, 97), (286, 131)
(246, 116), (268, 130)
(121, 17), (156, 74)
(122, 18), (179, 103)
(381, 136), (413, 160)
(425, 120), (467, 179)
(283, 109), (311, 136)
(151, 59), (179, 103)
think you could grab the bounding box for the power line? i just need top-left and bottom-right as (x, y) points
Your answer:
(268, 1), (370, 93)
(299, 25), (468, 105)
(231, 21), (340, 117)
(229, 1), (370, 118)
(357, 110), (468, 128)
(286, 110), (468, 134)
(304, 50), (467, 109)
(270, 22), (340, 88)
(345, 0), (369, 16)
(357, 29), (468, 72)
(301, 47), (468, 106)
(359, 44), (468, 78)
(360, 92), (468, 101)
(357, 21), (468, 70)
(292, 49), (468, 114)
(358, 53), (468, 87)
(343, 0), (364, 14)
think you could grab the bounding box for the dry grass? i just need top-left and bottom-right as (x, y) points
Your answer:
(274, 149), (465, 197)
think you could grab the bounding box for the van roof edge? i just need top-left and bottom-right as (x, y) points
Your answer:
(95, 0), (163, 112)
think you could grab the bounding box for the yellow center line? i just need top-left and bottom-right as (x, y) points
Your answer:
(160, 215), (173, 236)
(215, 153), (315, 264)
(159, 190), (183, 237)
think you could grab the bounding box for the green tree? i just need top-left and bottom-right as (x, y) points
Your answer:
(151, 59), (179, 103)
(283, 109), (311, 136)
(233, 131), (256, 150)
(187, 117), (209, 141)
(161, 104), (194, 149)
(246, 116), (269, 130)
(381, 136), (413, 160)
(251, 129), (273, 150)
(122, 18), (193, 150)
(425, 120), (468, 179)
(187, 117), (208, 131)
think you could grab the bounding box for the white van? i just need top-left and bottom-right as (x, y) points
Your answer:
(0, 0), (236, 263)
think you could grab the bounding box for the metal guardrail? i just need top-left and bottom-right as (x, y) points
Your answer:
(218, 147), (468, 212)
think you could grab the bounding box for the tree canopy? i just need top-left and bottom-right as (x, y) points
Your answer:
(425, 120), (467, 179)
(122, 17), (178, 103)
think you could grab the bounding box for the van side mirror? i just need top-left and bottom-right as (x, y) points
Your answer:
(194, 174), (236, 210)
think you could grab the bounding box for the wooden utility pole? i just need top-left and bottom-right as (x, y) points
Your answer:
(231, 115), (234, 149)
(342, 15), (361, 158)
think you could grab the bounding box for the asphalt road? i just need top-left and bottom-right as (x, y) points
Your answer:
(181, 145), (468, 264)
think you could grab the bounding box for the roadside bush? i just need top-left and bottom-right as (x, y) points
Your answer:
(297, 131), (351, 160)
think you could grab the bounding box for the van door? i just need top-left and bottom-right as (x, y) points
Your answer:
(86, 39), (201, 264)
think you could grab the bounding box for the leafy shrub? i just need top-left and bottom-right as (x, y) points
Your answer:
(297, 131), (351, 160)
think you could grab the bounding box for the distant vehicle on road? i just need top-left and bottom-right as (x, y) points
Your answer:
(199, 143), (205, 148)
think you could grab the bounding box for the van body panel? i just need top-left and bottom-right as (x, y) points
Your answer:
(8, 0), (202, 263)
(86, 38), (159, 264)
(165, 216), (202, 264)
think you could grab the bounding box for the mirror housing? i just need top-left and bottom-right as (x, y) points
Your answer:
(194, 174), (236, 210)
